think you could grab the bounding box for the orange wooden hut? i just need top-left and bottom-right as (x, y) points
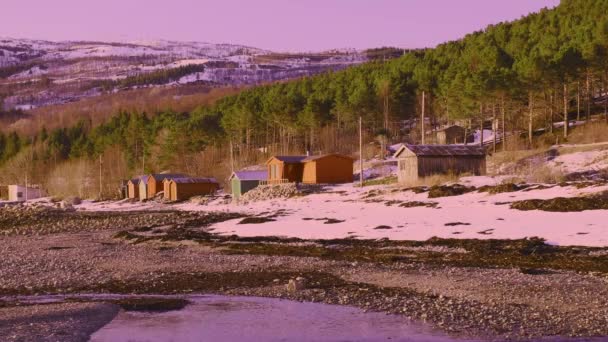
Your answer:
(301, 154), (354, 184)
(266, 154), (354, 184)
(144, 173), (188, 199)
(266, 156), (307, 184)
(127, 176), (146, 199)
(166, 178), (220, 201)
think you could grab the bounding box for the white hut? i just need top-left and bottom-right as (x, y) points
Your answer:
(8, 185), (45, 202)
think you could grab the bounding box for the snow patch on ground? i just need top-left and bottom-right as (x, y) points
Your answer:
(74, 180), (608, 247)
(547, 149), (608, 174)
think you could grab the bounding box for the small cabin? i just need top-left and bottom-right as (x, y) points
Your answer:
(119, 180), (129, 199)
(302, 154), (354, 184)
(394, 144), (486, 184)
(266, 154), (355, 184)
(8, 185), (45, 202)
(230, 170), (268, 199)
(166, 178), (220, 201)
(138, 176), (149, 201)
(436, 125), (472, 145)
(0, 185), (8, 200)
(144, 173), (188, 200)
(266, 156), (307, 184)
(127, 177), (143, 199)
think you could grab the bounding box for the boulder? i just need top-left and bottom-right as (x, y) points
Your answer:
(64, 196), (82, 205)
(286, 277), (307, 292)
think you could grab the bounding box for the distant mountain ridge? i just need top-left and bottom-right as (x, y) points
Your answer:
(0, 38), (369, 110)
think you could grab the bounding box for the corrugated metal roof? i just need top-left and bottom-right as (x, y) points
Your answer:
(438, 125), (466, 132)
(272, 156), (308, 163)
(232, 170), (268, 181)
(150, 173), (188, 181)
(171, 177), (218, 184)
(303, 154), (354, 162)
(397, 144), (486, 157)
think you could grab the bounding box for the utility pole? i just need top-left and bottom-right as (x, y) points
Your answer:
(529, 92), (534, 148)
(359, 116), (363, 187)
(577, 81), (581, 121)
(421, 91), (426, 144)
(99, 154), (103, 199)
(230, 140), (235, 173)
(502, 96), (506, 152)
(564, 83), (569, 139)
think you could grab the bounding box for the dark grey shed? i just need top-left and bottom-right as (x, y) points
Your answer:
(230, 170), (268, 199)
(436, 125), (473, 145)
(393, 144), (486, 184)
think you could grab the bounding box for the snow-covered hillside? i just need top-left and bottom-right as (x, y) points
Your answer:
(0, 38), (368, 110)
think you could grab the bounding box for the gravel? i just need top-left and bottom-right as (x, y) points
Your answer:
(0, 302), (119, 342)
(1, 206), (608, 341)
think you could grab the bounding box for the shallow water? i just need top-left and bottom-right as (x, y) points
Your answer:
(89, 295), (469, 342)
(2, 294), (598, 342)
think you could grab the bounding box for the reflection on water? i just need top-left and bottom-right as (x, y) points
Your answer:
(89, 295), (470, 342)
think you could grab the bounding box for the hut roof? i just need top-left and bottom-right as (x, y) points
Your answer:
(231, 170), (268, 181)
(128, 175), (146, 184)
(438, 125), (466, 132)
(149, 173), (188, 181)
(267, 156), (308, 164)
(303, 154), (354, 162)
(171, 177), (218, 184)
(394, 144), (486, 158)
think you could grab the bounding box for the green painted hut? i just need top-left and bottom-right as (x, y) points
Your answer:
(230, 170), (268, 199)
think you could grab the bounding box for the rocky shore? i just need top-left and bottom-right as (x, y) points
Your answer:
(1, 205), (608, 341)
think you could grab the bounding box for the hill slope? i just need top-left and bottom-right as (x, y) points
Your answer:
(0, 38), (367, 110)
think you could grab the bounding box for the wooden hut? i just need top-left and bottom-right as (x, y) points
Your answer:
(127, 177), (144, 199)
(266, 156), (307, 184)
(0, 185), (8, 200)
(302, 154), (354, 184)
(161, 177), (195, 200)
(145, 173), (188, 199)
(138, 176), (149, 201)
(436, 125), (472, 145)
(167, 178), (220, 201)
(119, 180), (129, 199)
(393, 144), (486, 184)
(230, 170), (267, 199)
(162, 178), (172, 200)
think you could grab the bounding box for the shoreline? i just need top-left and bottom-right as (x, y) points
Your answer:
(1, 204), (608, 341)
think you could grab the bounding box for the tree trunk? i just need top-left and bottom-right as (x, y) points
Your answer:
(480, 102), (484, 146)
(577, 81), (581, 121)
(563, 82), (569, 139)
(586, 71), (591, 124)
(492, 103), (497, 154)
(549, 91), (554, 134)
(501, 96), (506, 152)
(384, 91), (389, 132)
(605, 72), (608, 123)
(528, 92), (534, 148)
(421, 91), (426, 144)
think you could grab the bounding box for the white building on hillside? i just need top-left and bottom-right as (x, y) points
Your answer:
(8, 185), (45, 202)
